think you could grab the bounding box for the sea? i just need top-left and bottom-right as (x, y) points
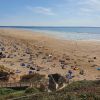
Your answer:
(1, 26), (100, 40)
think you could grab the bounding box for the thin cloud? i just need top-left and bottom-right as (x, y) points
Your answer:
(79, 0), (100, 13)
(27, 6), (55, 15)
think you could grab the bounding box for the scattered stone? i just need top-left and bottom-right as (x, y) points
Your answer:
(93, 57), (96, 59)
(59, 59), (65, 63)
(10, 63), (14, 66)
(42, 56), (46, 59)
(37, 69), (40, 71)
(61, 64), (65, 69)
(30, 67), (35, 70)
(79, 69), (84, 75)
(7, 54), (14, 58)
(20, 63), (26, 66)
(0, 47), (5, 51)
(0, 52), (6, 58)
(25, 48), (31, 54)
(26, 64), (31, 68)
(66, 58), (70, 60)
(88, 59), (94, 63)
(91, 64), (97, 67)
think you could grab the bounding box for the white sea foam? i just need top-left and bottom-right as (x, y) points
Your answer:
(29, 29), (100, 41)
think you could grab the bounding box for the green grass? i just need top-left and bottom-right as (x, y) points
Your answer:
(62, 80), (99, 92)
(0, 80), (100, 100)
(0, 88), (16, 95)
(25, 87), (40, 94)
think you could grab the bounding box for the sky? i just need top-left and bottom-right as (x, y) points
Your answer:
(0, 0), (100, 26)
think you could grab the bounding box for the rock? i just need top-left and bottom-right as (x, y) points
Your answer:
(66, 58), (70, 60)
(37, 69), (40, 71)
(59, 59), (65, 63)
(88, 59), (94, 63)
(48, 54), (52, 58)
(47, 59), (52, 62)
(93, 57), (96, 59)
(19, 59), (23, 61)
(7, 54), (13, 58)
(91, 64), (97, 67)
(20, 63), (25, 66)
(26, 64), (31, 68)
(30, 67), (35, 70)
(38, 51), (43, 54)
(25, 48), (31, 54)
(10, 63), (14, 66)
(0, 52), (6, 58)
(53, 57), (57, 60)
(42, 56), (46, 59)
(79, 69), (84, 75)
(23, 54), (26, 56)
(61, 64), (65, 69)
(0, 47), (5, 51)
(0, 52), (3, 56)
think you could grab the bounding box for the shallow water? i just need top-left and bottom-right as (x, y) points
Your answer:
(1, 26), (100, 40)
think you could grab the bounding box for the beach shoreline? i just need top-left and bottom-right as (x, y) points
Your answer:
(1, 27), (100, 41)
(0, 28), (100, 82)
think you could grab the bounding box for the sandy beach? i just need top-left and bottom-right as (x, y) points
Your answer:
(0, 28), (100, 82)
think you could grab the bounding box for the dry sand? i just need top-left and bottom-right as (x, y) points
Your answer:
(0, 28), (100, 81)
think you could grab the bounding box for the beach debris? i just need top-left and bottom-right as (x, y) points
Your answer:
(7, 54), (14, 58)
(68, 70), (73, 76)
(66, 57), (70, 61)
(30, 67), (35, 70)
(47, 59), (52, 62)
(66, 73), (72, 79)
(35, 53), (39, 58)
(48, 54), (52, 58)
(10, 63), (14, 66)
(20, 63), (26, 67)
(91, 64), (97, 67)
(59, 59), (65, 65)
(93, 57), (97, 59)
(0, 52), (6, 58)
(15, 70), (21, 73)
(71, 66), (79, 70)
(96, 68), (100, 71)
(0, 47), (5, 51)
(52, 56), (57, 60)
(74, 61), (77, 64)
(42, 56), (47, 59)
(36, 67), (40, 71)
(61, 64), (65, 69)
(26, 64), (31, 68)
(66, 70), (73, 80)
(37, 51), (43, 55)
(22, 54), (26, 56)
(79, 69), (84, 75)
(88, 59), (94, 63)
(37, 69), (40, 71)
(19, 58), (24, 61)
(51, 64), (56, 67)
(25, 48), (31, 54)
(29, 70), (33, 74)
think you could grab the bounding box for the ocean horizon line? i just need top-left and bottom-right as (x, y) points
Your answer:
(0, 26), (100, 28)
